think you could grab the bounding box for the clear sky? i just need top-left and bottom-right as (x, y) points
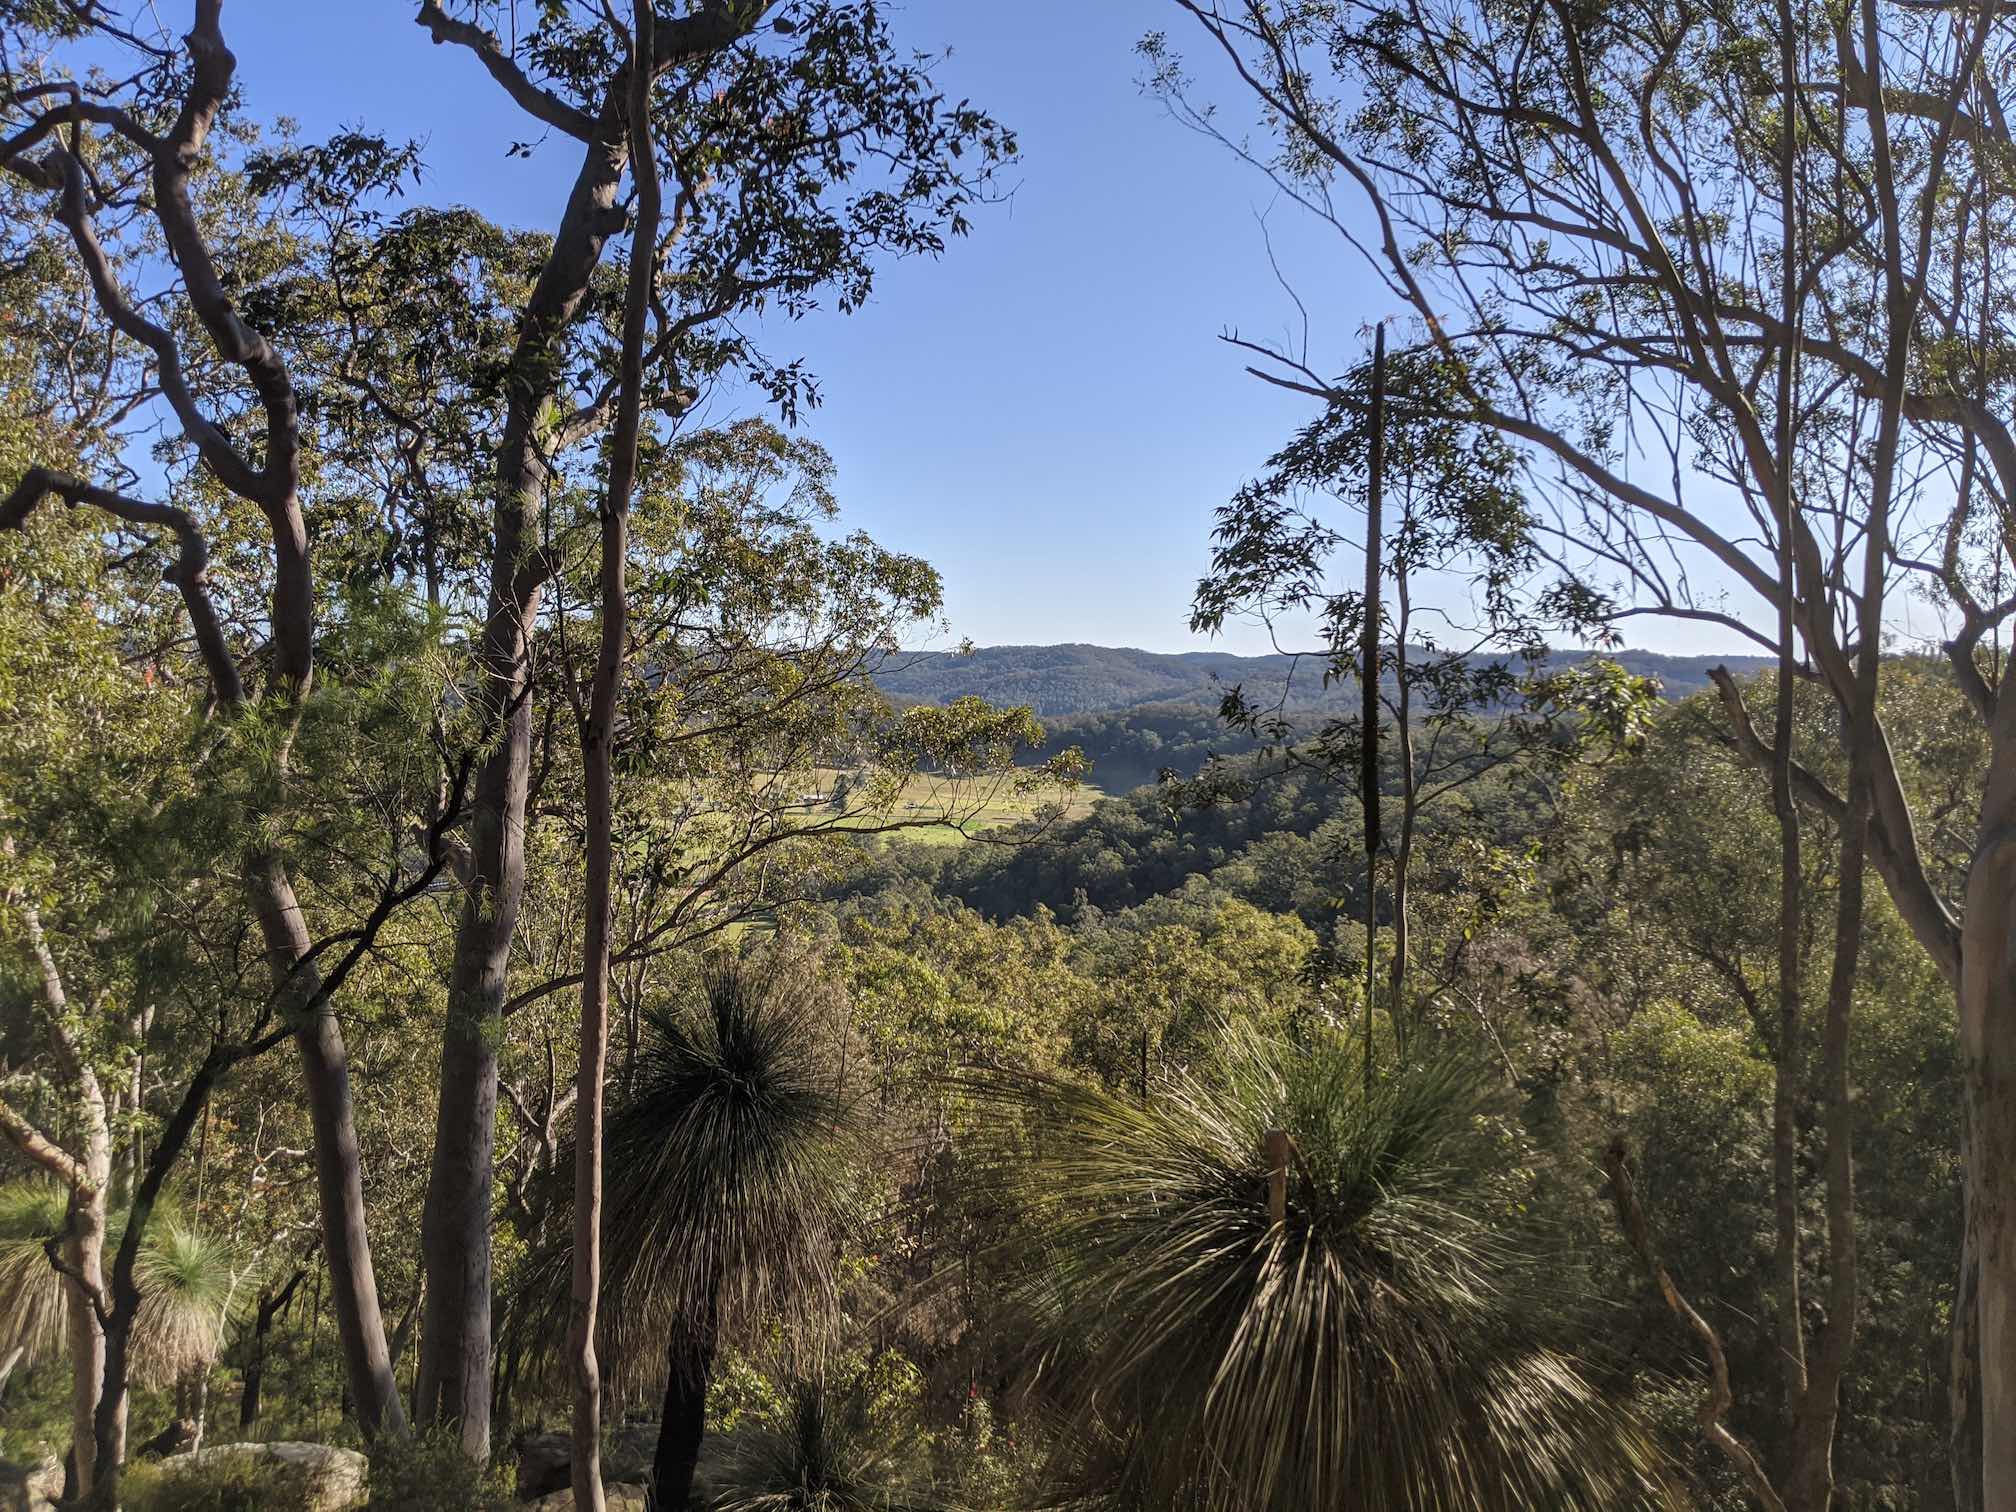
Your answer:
(208, 1), (1743, 659)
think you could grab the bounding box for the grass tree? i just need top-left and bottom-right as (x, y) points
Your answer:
(997, 1028), (1676, 1511)
(0, 1183), (74, 1377)
(535, 953), (866, 1512)
(699, 1369), (934, 1512)
(0, 1186), (246, 1452)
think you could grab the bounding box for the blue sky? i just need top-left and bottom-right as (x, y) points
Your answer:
(206, 1), (1750, 659)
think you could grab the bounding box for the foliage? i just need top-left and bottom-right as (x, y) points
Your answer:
(699, 1366), (935, 1512)
(132, 1218), (247, 1387)
(123, 1451), (333, 1512)
(0, 1182), (70, 1367)
(522, 950), (868, 1383)
(363, 1429), (516, 1512)
(0, 1185), (245, 1385)
(989, 1025), (1675, 1511)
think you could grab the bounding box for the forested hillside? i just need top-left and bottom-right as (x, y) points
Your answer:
(875, 643), (1775, 716)
(2, 3), (2010, 1512)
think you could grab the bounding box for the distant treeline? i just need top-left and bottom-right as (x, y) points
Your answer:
(873, 642), (1774, 718)
(1025, 701), (1303, 792)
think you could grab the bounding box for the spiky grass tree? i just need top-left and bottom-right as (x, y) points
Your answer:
(0, 1182), (74, 1370)
(572, 957), (864, 1512)
(699, 1369), (935, 1512)
(997, 1028), (1675, 1512)
(0, 1184), (245, 1433)
(136, 1217), (245, 1445)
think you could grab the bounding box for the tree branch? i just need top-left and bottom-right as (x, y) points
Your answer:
(1604, 1137), (1788, 1512)
(1, 466), (245, 710)
(414, 2), (598, 141)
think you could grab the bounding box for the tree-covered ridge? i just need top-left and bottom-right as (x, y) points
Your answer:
(874, 643), (1774, 716)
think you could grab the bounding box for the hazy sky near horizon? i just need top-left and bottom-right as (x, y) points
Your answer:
(201, 1), (1763, 659)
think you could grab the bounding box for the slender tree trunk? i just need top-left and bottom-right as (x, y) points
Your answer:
(86, 1044), (247, 1509)
(187, 1370), (208, 1454)
(14, 891), (117, 1494)
(1768, 8), (1810, 1472)
(418, 85), (636, 1472)
(63, 1188), (109, 1497)
(1359, 322), (1385, 1088)
(1952, 1159), (1984, 1512)
(571, 12), (659, 1508)
(247, 852), (406, 1444)
(242, 1265), (307, 1429)
(1961, 741), (2016, 1510)
(1388, 556), (1413, 1051)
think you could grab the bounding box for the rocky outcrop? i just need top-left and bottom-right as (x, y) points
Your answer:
(516, 1433), (573, 1499)
(0, 1453), (61, 1512)
(157, 1441), (368, 1511)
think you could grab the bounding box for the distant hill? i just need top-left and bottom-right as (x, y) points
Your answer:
(874, 643), (1774, 717)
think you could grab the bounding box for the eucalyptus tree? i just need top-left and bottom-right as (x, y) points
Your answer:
(1190, 339), (1655, 1065)
(1154, 0), (2016, 1501)
(0, 9), (488, 1480)
(407, 3), (1014, 1460)
(2, 1), (1014, 1479)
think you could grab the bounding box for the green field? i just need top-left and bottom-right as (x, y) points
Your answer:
(807, 767), (1102, 846)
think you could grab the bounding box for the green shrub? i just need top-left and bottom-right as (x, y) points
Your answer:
(125, 1452), (329, 1512)
(365, 1429), (513, 1512)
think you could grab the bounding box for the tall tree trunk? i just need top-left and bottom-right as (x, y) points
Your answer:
(63, 1184), (110, 1496)
(1951, 1165), (1983, 1512)
(1768, 5), (1810, 1471)
(1387, 553), (1413, 1044)
(1961, 743), (2016, 1509)
(571, 9), (658, 1509)
(249, 853), (406, 1442)
(14, 890), (117, 1493)
(417, 88), (635, 1472)
(1359, 322), (1385, 1086)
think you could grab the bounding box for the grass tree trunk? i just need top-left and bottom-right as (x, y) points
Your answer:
(571, 8), (658, 1509)
(651, 1298), (719, 1512)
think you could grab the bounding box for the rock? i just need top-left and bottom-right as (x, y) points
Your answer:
(516, 1431), (573, 1498)
(0, 1452), (61, 1512)
(135, 1416), (197, 1460)
(518, 1424), (655, 1497)
(528, 1483), (648, 1511)
(157, 1441), (368, 1511)
(606, 1423), (657, 1485)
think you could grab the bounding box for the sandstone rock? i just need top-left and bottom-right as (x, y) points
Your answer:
(605, 1423), (657, 1485)
(518, 1424), (655, 1498)
(0, 1452), (61, 1512)
(527, 1481), (648, 1510)
(157, 1441), (368, 1511)
(516, 1432), (573, 1499)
